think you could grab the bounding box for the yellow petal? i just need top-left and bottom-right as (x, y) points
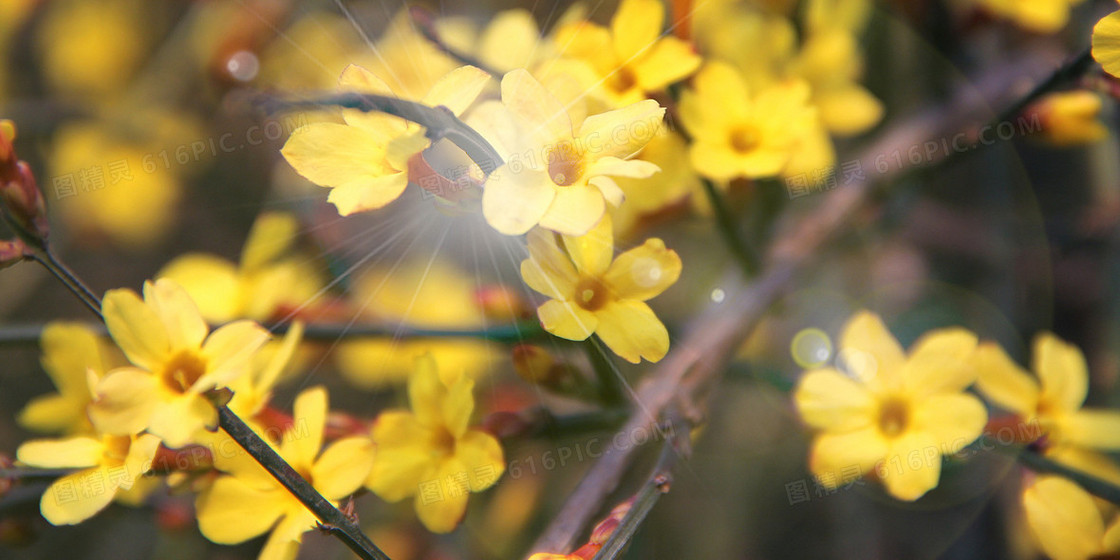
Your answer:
(501, 69), (572, 146)
(630, 36), (701, 91)
(521, 228), (578, 300)
(589, 176), (626, 207)
(1104, 513), (1120, 552)
(1033, 333), (1088, 412)
(280, 122), (393, 189)
(338, 64), (393, 95)
(384, 132), (430, 171)
(540, 184), (606, 236)
(592, 299), (668, 363)
(808, 426), (888, 488)
(102, 288), (170, 371)
(1046, 446), (1120, 487)
(1023, 475), (1105, 560)
(39, 468), (122, 525)
(817, 84), (884, 136)
(577, 99), (665, 160)
(478, 10), (541, 73)
(147, 394), (215, 448)
(1094, 12), (1120, 79)
(201, 320), (270, 388)
(157, 254), (240, 324)
(89, 367), (158, 435)
(422, 65), (491, 116)
(407, 355), (449, 430)
(838, 311), (905, 388)
(1058, 409), (1120, 450)
(689, 142), (752, 182)
(196, 476), (287, 544)
(455, 430), (505, 492)
(144, 279), (208, 351)
(327, 171), (410, 216)
(368, 412), (437, 501)
(900, 328), (978, 396)
(973, 341), (1039, 416)
(680, 62), (750, 128)
(17, 437), (103, 468)
(443, 375), (475, 439)
(879, 431), (941, 501)
(123, 434), (160, 486)
(538, 299), (598, 341)
(611, 0), (663, 61)
(561, 212), (614, 276)
(793, 368), (876, 431)
(482, 164), (556, 235)
(19, 394), (87, 435)
(241, 212), (299, 272)
(587, 156), (659, 179)
(286, 386), (327, 468)
(911, 393), (987, 454)
(311, 437), (375, 500)
(413, 458), (471, 533)
(603, 237), (680, 301)
(40, 322), (107, 395)
(258, 512), (310, 560)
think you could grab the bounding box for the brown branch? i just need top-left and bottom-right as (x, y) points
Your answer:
(529, 46), (1075, 554)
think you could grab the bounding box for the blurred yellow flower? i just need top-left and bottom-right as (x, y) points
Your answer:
(197, 386), (375, 560)
(520, 215), (681, 364)
(794, 311), (987, 501)
(49, 122), (184, 250)
(334, 259), (500, 389)
(158, 212), (324, 323)
(680, 62), (818, 182)
(1094, 8), (1120, 79)
(1029, 91), (1108, 146)
(19, 323), (125, 435)
(90, 279), (270, 448)
(609, 131), (700, 236)
(281, 64), (490, 216)
(365, 354), (504, 533)
(437, 9), (550, 74)
(972, 0), (1085, 33)
(17, 433), (160, 525)
(481, 69), (664, 235)
(1023, 475), (1120, 560)
(788, 29), (883, 137)
(974, 333), (1120, 484)
(36, 0), (147, 102)
(552, 0), (701, 107)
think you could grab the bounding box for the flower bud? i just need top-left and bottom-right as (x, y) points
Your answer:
(1027, 91), (1107, 147)
(0, 122), (49, 248)
(475, 284), (531, 321)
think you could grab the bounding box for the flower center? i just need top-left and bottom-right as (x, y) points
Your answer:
(574, 277), (610, 312)
(729, 125), (760, 153)
(160, 350), (208, 394)
(102, 434), (131, 463)
(609, 65), (638, 93)
(877, 398), (910, 438)
(432, 425), (456, 457)
(547, 143), (584, 187)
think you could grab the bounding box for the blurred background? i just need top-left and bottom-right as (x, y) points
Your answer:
(1, 0), (1119, 558)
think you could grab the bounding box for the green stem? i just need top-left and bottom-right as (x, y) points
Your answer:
(28, 250), (101, 320)
(584, 338), (627, 406)
(1016, 445), (1120, 505)
(700, 178), (761, 278)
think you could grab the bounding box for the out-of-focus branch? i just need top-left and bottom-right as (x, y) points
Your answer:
(529, 47), (1076, 554)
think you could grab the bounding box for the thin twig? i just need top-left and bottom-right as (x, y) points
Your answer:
(27, 251), (102, 320)
(409, 6), (502, 77)
(583, 338), (626, 406)
(1016, 446), (1120, 505)
(217, 406), (390, 560)
(700, 178), (761, 278)
(591, 414), (690, 560)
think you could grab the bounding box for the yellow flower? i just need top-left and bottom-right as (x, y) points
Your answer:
(552, 0), (701, 107)
(281, 64), (490, 216)
(227, 321), (305, 420)
(158, 212), (324, 323)
(89, 279), (270, 448)
(36, 0), (147, 102)
(17, 433), (160, 525)
(436, 9), (551, 75)
(481, 69), (664, 236)
(609, 131), (700, 237)
(680, 62), (818, 182)
(1023, 475), (1120, 560)
(974, 333), (1120, 484)
(365, 355), (504, 533)
(1094, 8), (1120, 79)
(196, 386), (375, 560)
(520, 214), (681, 364)
(334, 259), (500, 389)
(787, 29), (883, 137)
(1028, 91), (1108, 146)
(19, 323), (125, 435)
(972, 0), (1085, 34)
(793, 311), (987, 501)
